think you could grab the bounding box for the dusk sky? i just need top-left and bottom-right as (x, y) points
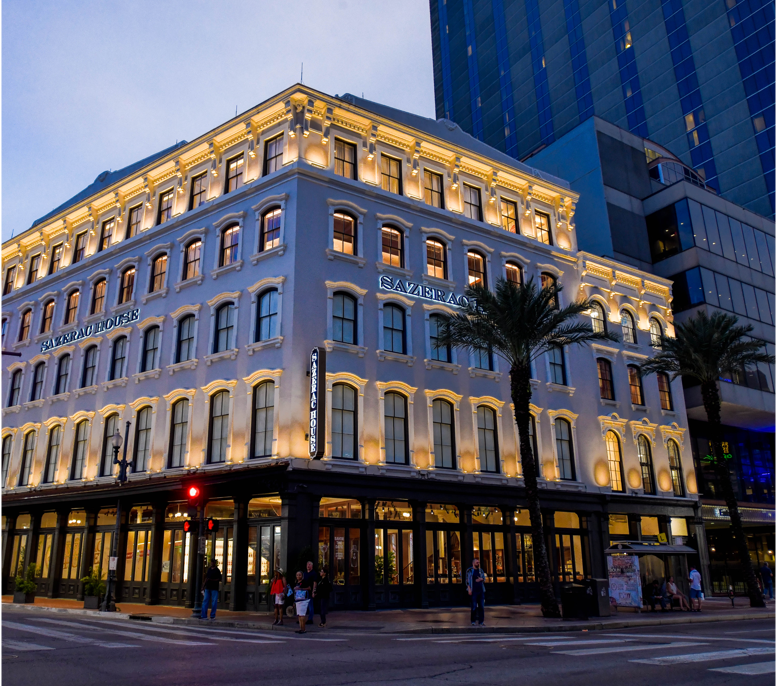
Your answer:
(2, 0), (436, 242)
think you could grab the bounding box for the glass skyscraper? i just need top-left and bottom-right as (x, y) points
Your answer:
(429, 0), (774, 217)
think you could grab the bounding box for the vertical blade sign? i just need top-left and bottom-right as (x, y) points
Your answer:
(309, 347), (326, 458)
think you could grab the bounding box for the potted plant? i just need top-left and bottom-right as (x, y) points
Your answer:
(80, 569), (106, 609)
(13, 562), (38, 604)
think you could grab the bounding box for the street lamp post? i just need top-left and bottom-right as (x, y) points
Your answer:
(101, 421), (132, 612)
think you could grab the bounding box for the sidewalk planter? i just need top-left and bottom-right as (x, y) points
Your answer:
(83, 596), (101, 610)
(13, 591), (35, 604)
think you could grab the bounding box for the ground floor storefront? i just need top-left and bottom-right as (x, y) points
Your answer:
(2, 462), (704, 610)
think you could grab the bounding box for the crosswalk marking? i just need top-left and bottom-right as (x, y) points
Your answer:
(526, 639), (635, 647)
(604, 632), (776, 646)
(2, 620), (138, 649)
(34, 618), (214, 646)
(710, 661), (776, 675)
(435, 636), (581, 644)
(555, 641), (701, 657)
(631, 646), (775, 665)
(122, 619), (348, 642)
(2, 639), (54, 651)
(76, 619), (285, 645)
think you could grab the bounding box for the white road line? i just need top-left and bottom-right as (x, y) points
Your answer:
(526, 639), (636, 647)
(434, 636), (582, 644)
(725, 629), (776, 635)
(2, 640), (54, 651)
(396, 634), (574, 642)
(2, 621), (138, 649)
(604, 632), (776, 645)
(631, 646), (775, 665)
(710, 661), (776, 675)
(32, 618), (214, 646)
(556, 641), (702, 657)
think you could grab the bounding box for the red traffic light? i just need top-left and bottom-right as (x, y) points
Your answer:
(206, 517), (219, 533)
(187, 486), (200, 500)
(183, 520), (193, 533)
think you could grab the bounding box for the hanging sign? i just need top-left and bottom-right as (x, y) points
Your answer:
(40, 308), (140, 353)
(308, 347), (326, 459)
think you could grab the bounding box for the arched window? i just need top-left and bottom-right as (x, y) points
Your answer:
(2, 436), (12, 487)
(110, 336), (128, 380)
(40, 300), (55, 334)
(30, 362), (45, 401)
(208, 390), (230, 464)
(176, 315), (195, 363)
(256, 289), (278, 342)
(382, 304), (405, 354)
(384, 392), (408, 465)
(426, 239), (447, 279)
(549, 345), (566, 385)
(477, 406), (499, 473)
(628, 365), (644, 405)
(541, 272), (558, 308)
(44, 425), (62, 484)
(260, 208), (282, 252)
(432, 399), (455, 469)
(55, 354), (71, 395)
(18, 308), (31, 341)
(183, 240), (202, 280)
(621, 310), (637, 344)
(168, 399), (189, 469)
(219, 224), (240, 267)
(119, 268), (135, 304)
(332, 293), (356, 344)
(638, 435), (655, 495)
(555, 418), (575, 480)
(214, 303), (235, 352)
(8, 369), (22, 406)
(505, 262), (522, 285)
(65, 290), (80, 324)
(657, 372), (674, 411)
(429, 313), (450, 362)
(141, 326), (160, 372)
(597, 358), (615, 400)
(81, 345), (98, 387)
(91, 279), (107, 314)
(19, 431), (35, 486)
(667, 440), (684, 496)
(150, 254), (168, 292)
(71, 420), (88, 480)
(381, 226), (403, 267)
(133, 406), (152, 472)
(101, 414), (120, 476)
(590, 302), (606, 333)
(649, 317), (663, 348)
(606, 431), (624, 492)
(333, 212), (356, 255)
(467, 251), (486, 287)
(331, 383), (356, 460)
(252, 381), (275, 458)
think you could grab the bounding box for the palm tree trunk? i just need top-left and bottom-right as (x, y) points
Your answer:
(700, 380), (765, 608)
(511, 363), (561, 618)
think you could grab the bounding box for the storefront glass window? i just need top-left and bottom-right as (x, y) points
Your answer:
(165, 503), (187, 522)
(97, 508), (117, 526)
(472, 507), (502, 525)
(375, 500), (412, 521)
(514, 510), (530, 526)
(40, 512), (57, 528)
(670, 518), (688, 537)
(205, 499), (235, 520)
(425, 503), (459, 523)
(609, 514), (630, 535)
(247, 528), (257, 585)
(16, 514), (31, 529)
(641, 516), (660, 536)
(319, 498), (362, 519)
(248, 497), (282, 518)
(554, 511), (580, 529)
(128, 506), (153, 524)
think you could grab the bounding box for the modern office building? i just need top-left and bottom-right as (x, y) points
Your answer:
(530, 115), (775, 594)
(2, 85), (701, 611)
(429, 0), (774, 217)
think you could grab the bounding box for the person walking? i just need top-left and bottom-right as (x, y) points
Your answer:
(760, 563), (774, 600)
(270, 570), (287, 625)
(665, 575), (690, 611)
(316, 567), (333, 627)
(466, 557), (487, 626)
(303, 561), (318, 626)
(200, 558), (222, 621)
(688, 565), (703, 612)
(293, 570), (313, 634)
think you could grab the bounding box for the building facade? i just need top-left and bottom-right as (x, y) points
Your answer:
(1, 86), (701, 611)
(429, 0), (774, 217)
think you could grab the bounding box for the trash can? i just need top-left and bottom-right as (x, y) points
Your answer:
(561, 583), (589, 621)
(583, 578), (611, 617)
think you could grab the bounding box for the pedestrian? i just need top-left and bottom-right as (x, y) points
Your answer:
(316, 567), (333, 628)
(760, 562), (774, 600)
(293, 571), (313, 634)
(645, 580), (666, 611)
(303, 560), (318, 626)
(688, 565), (703, 612)
(466, 557), (487, 626)
(665, 575), (690, 611)
(270, 569), (287, 626)
(200, 558), (222, 621)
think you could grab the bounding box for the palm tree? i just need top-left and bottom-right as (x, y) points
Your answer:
(640, 310), (773, 609)
(437, 276), (619, 618)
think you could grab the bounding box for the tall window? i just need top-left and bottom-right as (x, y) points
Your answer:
(91, 279), (106, 314)
(541, 272), (558, 308)
(141, 326), (160, 372)
(649, 318), (663, 348)
(18, 309), (31, 341)
(381, 227), (403, 267)
(548, 346), (566, 385)
(99, 219), (114, 252)
(621, 311), (637, 344)
(183, 240), (202, 279)
(252, 382), (275, 458)
(506, 262), (522, 285)
(214, 303), (235, 352)
(534, 211), (552, 244)
(473, 347), (492, 370)
(127, 205), (142, 239)
(256, 289), (278, 341)
(176, 315), (195, 363)
(81, 346), (98, 387)
(71, 421), (88, 480)
(1, 318), (6, 346)
(189, 173), (207, 210)
(332, 293), (356, 344)
(19, 431), (35, 486)
(657, 373), (674, 411)
(424, 171), (444, 208)
(334, 139), (356, 179)
(168, 399), (189, 469)
(477, 406), (499, 473)
(628, 365), (644, 405)
(667, 440), (684, 496)
(225, 154), (244, 193)
(501, 199), (518, 233)
(150, 254), (167, 292)
(48, 244), (63, 275)
(381, 155), (402, 195)
(157, 189), (173, 224)
(333, 212), (355, 255)
(133, 407), (152, 472)
(2, 436), (12, 487)
(331, 383), (356, 459)
(54, 354), (71, 395)
(429, 313), (450, 362)
(30, 362), (45, 401)
(110, 336), (127, 380)
(3, 266), (16, 295)
(208, 391), (230, 464)
(27, 254), (41, 284)
(555, 418), (575, 480)
(463, 184), (482, 221)
(426, 239), (447, 279)
(8, 369), (22, 406)
(384, 392), (408, 464)
(597, 358), (615, 400)
(433, 399), (455, 469)
(606, 431), (624, 492)
(467, 251), (486, 287)
(638, 435), (655, 495)
(590, 302), (606, 333)
(527, 415), (540, 477)
(65, 290), (80, 324)
(40, 300), (55, 334)
(260, 208), (282, 251)
(220, 224), (240, 267)
(73, 231), (88, 263)
(101, 414), (120, 476)
(119, 268), (135, 304)
(382, 304), (405, 354)
(263, 135), (283, 175)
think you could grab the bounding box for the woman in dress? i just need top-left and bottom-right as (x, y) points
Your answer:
(269, 570), (287, 625)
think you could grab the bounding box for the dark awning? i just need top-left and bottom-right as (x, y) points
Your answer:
(605, 541), (697, 555)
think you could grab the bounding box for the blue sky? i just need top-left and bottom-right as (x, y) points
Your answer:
(2, 0), (436, 241)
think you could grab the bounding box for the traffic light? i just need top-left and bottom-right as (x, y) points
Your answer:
(187, 485), (201, 504)
(206, 518), (219, 534)
(183, 519), (196, 534)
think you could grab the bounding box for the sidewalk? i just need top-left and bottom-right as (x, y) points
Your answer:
(3, 595), (773, 634)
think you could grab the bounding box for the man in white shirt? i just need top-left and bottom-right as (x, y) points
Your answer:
(688, 566), (703, 612)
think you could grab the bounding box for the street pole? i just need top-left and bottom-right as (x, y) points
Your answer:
(191, 505), (205, 617)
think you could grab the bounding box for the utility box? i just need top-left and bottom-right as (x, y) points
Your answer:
(584, 578), (611, 617)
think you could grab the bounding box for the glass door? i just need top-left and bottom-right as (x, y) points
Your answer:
(246, 523), (282, 610)
(318, 525), (361, 609)
(59, 532), (82, 597)
(205, 525), (233, 606)
(123, 529), (152, 602)
(158, 529), (189, 605)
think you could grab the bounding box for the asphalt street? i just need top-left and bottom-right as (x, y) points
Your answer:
(1, 611), (773, 686)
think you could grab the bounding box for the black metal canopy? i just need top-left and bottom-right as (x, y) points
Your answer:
(605, 541), (697, 555)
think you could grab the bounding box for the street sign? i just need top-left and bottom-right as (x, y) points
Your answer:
(108, 556), (118, 571)
(657, 533), (667, 543)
